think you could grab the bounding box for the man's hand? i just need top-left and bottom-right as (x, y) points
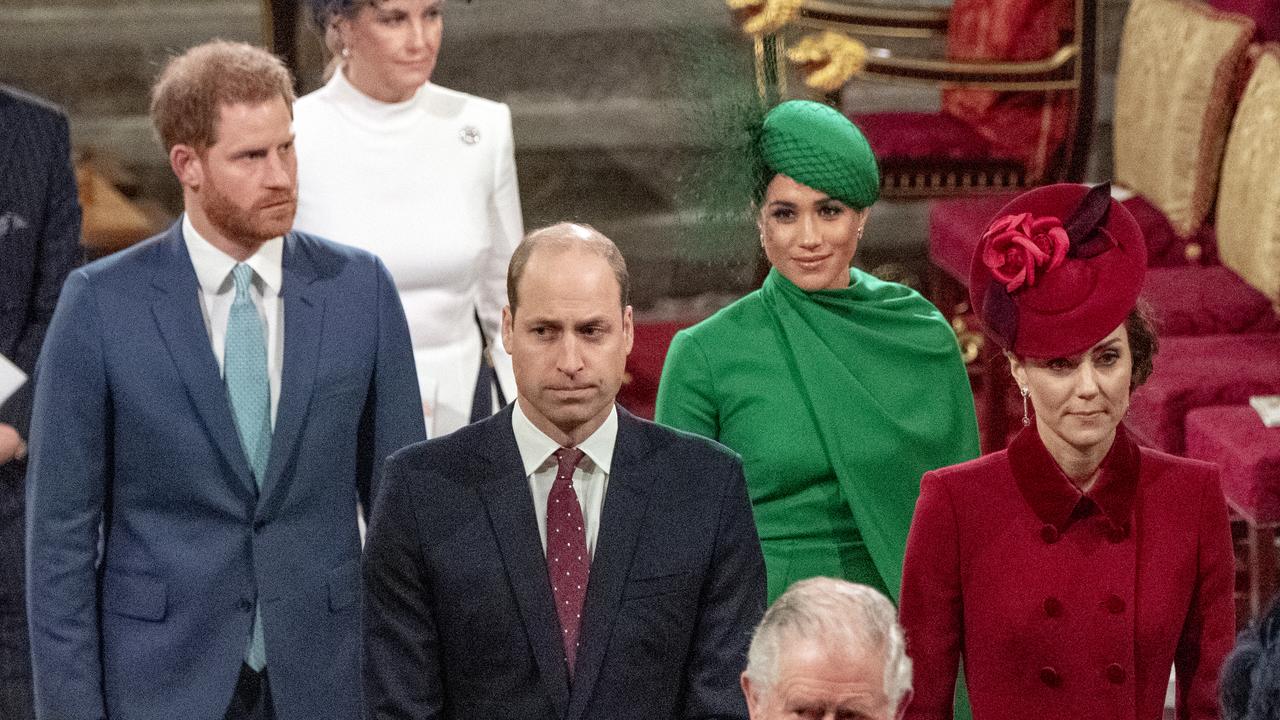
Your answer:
(0, 423), (27, 465)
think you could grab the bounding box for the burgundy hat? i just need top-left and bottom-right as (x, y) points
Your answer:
(969, 183), (1147, 359)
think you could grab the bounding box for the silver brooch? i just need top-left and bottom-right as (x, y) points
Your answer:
(460, 126), (481, 145)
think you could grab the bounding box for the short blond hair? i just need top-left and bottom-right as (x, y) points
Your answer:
(150, 40), (295, 152)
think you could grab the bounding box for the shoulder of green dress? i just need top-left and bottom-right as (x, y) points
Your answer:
(852, 268), (948, 322)
(675, 288), (769, 342)
(851, 266), (918, 298)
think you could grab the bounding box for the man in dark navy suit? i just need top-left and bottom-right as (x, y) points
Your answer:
(26, 41), (423, 720)
(363, 222), (767, 720)
(0, 85), (82, 720)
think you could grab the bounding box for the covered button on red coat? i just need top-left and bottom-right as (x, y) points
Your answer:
(1041, 524), (1060, 544)
(1043, 596), (1063, 617)
(1040, 667), (1062, 687)
(1105, 663), (1126, 684)
(1105, 594), (1126, 614)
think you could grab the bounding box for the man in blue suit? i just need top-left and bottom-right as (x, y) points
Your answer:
(0, 85), (83, 720)
(25, 41), (423, 720)
(363, 222), (767, 719)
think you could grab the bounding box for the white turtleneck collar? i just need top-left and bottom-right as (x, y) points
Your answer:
(321, 67), (430, 133)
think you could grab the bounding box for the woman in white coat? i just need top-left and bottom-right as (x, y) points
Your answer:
(294, 0), (522, 437)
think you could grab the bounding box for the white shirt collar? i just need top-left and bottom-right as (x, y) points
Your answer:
(182, 213), (284, 295)
(511, 400), (617, 477)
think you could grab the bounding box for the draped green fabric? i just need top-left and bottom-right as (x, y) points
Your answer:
(656, 267), (980, 602)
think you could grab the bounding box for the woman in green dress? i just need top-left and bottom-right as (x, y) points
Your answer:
(655, 100), (979, 604)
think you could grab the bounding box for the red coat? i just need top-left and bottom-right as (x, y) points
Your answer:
(900, 425), (1235, 720)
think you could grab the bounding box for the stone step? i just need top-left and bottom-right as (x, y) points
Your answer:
(3, 21), (758, 116)
(0, 3), (259, 51)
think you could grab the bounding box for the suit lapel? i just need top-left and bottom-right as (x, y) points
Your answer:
(149, 224), (256, 496)
(566, 408), (656, 720)
(258, 233), (325, 509)
(475, 408), (572, 718)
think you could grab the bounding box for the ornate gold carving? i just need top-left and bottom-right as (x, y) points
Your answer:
(785, 30), (868, 92)
(728, 0), (803, 36)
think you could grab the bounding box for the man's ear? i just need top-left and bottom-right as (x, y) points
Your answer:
(741, 673), (760, 719)
(170, 144), (204, 191)
(622, 305), (634, 356)
(501, 305), (514, 351)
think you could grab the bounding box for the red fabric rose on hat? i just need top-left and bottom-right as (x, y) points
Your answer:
(980, 212), (1070, 292)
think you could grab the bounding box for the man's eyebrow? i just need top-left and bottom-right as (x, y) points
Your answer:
(521, 315), (561, 326)
(229, 145), (269, 159)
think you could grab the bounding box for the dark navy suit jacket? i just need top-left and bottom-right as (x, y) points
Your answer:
(0, 86), (81, 447)
(363, 404), (767, 720)
(25, 223), (424, 720)
(0, 83), (81, 720)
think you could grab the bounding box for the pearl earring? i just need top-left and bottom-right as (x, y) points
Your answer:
(1020, 386), (1031, 427)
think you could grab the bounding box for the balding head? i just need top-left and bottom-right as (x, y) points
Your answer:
(506, 223), (630, 316)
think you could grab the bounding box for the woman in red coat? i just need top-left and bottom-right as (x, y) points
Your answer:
(899, 183), (1235, 720)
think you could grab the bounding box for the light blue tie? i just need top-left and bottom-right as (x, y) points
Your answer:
(225, 263), (271, 670)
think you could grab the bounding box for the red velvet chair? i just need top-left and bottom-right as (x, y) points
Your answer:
(1125, 46), (1280, 451)
(768, 0), (1097, 198)
(924, 0), (1277, 451)
(1186, 405), (1280, 619)
(1129, 44), (1280, 622)
(617, 321), (689, 420)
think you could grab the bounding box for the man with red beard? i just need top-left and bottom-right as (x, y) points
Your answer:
(25, 40), (423, 720)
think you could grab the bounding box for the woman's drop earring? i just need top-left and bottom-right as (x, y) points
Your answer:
(341, 46), (350, 59)
(1020, 386), (1030, 426)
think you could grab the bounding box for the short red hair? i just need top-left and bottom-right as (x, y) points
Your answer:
(149, 40), (295, 152)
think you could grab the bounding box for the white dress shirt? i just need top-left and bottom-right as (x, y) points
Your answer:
(512, 401), (616, 559)
(182, 214), (284, 424)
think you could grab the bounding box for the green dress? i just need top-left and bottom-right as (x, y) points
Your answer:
(655, 267), (980, 603)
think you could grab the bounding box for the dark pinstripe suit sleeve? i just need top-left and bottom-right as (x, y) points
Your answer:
(0, 88), (83, 441)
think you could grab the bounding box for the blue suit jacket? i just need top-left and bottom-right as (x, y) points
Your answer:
(25, 223), (425, 720)
(363, 404), (767, 720)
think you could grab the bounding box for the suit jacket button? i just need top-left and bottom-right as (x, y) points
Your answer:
(1040, 525), (1060, 544)
(1039, 666), (1061, 687)
(1105, 663), (1126, 684)
(239, 598), (253, 612)
(1105, 594), (1125, 614)
(1043, 596), (1063, 618)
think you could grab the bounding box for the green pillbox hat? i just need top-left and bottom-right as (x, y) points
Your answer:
(760, 100), (880, 209)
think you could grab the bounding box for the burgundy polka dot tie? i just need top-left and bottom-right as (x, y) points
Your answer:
(547, 447), (589, 674)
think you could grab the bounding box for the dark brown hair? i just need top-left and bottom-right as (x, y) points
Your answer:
(1126, 300), (1159, 390)
(150, 40), (295, 152)
(507, 223), (630, 315)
